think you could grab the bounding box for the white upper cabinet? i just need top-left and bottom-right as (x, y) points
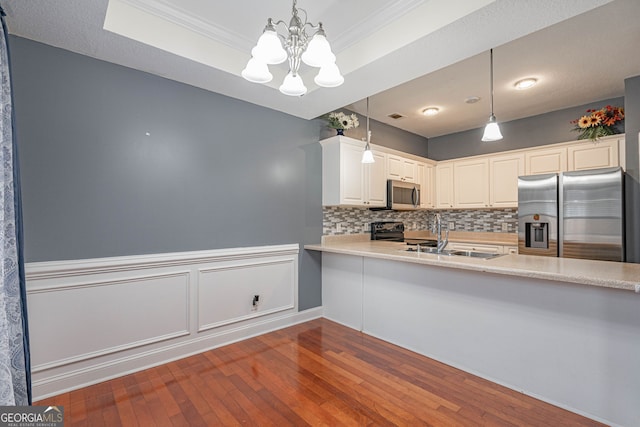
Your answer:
(320, 136), (387, 207)
(366, 150), (388, 206)
(567, 137), (621, 171)
(417, 162), (435, 208)
(489, 153), (524, 207)
(436, 162), (454, 208)
(454, 158), (489, 208)
(525, 146), (567, 175)
(387, 154), (416, 182)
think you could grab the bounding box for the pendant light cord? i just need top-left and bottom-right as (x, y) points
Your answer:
(366, 97), (370, 146)
(489, 48), (494, 117)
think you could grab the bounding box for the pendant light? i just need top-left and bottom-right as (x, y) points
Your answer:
(361, 97), (375, 164)
(481, 48), (503, 142)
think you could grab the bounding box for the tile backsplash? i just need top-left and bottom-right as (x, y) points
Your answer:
(323, 207), (517, 235)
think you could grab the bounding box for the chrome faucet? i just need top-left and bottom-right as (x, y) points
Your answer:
(432, 213), (449, 253)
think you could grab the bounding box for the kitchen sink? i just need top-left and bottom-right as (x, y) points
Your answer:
(405, 247), (503, 259)
(450, 250), (504, 259)
(405, 247), (454, 255)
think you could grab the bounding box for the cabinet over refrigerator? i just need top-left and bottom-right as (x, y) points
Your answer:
(518, 167), (624, 262)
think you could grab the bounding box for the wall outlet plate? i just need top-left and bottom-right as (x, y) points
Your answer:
(448, 222), (455, 230)
(502, 223), (509, 232)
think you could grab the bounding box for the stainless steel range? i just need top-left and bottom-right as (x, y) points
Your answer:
(370, 221), (438, 249)
(370, 221), (405, 242)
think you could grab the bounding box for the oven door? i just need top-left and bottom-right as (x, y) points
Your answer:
(388, 180), (420, 210)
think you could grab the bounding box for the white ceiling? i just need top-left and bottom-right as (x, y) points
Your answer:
(3, 0), (638, 138)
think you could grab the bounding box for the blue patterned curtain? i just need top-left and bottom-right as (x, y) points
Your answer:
(0, 6), (31, 406)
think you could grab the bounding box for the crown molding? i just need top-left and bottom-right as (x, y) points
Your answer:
(118, 0), (255, 51)
(329, 0), (426, 53)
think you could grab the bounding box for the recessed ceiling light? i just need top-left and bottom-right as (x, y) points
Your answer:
(514, 78), (538, 90)
(422, 107), (439, 116)
(465, 96), (481, 104)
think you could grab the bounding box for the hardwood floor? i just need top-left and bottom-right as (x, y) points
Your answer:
(36, 318), (605, 426)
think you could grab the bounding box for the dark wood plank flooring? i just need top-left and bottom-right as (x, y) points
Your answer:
(36, 318), (606, 426)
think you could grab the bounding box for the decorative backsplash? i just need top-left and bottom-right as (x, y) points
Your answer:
(323, 207), (518, 235)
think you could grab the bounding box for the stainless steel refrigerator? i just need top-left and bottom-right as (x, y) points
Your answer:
(518, 167), (625, 262)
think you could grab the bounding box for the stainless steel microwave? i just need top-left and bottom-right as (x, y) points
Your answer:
(387, 180), (420, 210)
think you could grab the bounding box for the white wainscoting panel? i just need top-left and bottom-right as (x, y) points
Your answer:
(198, 259), (295, 331)
(29, 272), (190, 370)
(25, 244), (316, 400)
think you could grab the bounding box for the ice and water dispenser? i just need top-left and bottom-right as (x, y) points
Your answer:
(524, 219), (549, 249)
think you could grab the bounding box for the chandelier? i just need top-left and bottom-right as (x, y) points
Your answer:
(241, 0), (343, 96)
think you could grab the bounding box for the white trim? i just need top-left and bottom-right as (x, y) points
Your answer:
(330, 0), (426, 52)
(25, 244), (300, 280)
(119, 0), (255, 51)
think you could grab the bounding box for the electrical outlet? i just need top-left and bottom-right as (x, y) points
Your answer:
(336, 223), (342, 232)
(448, 222), (455, 230)
(363, 222), (370, 232)
(502, 223), (509, 232)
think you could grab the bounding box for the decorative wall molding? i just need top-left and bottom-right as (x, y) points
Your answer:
(25, 244), (299, 280)
(29, 271), (191, 372)
(26, 244), (303, 400)
(119, 0), (255, 51)
(196, 259), (296, 332)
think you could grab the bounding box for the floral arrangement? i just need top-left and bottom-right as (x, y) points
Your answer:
(324, 111), (359, 131)
(571, 105), (624, 141)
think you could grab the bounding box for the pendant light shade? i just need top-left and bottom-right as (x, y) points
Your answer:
(482, 49), (503, 142)
(482, 115), (503, 141)
(362, 97), (375, 164)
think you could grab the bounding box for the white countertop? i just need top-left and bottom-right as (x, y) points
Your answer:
(305, 238), (640, 293)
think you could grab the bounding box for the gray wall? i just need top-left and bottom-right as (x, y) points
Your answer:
(428, 97), (625, 160)
(11, 37), (327, 308)
(319, 114), (429, 158)
(624, 75), (640, 263)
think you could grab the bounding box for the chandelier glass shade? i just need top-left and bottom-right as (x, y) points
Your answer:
(242, 1), (343, 96)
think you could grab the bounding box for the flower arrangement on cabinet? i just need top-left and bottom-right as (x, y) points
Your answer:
(571, 105), (624, 141)
(324, 111), (359, 135)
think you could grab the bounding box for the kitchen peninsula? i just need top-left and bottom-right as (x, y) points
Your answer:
(305, 237), (640, 427)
